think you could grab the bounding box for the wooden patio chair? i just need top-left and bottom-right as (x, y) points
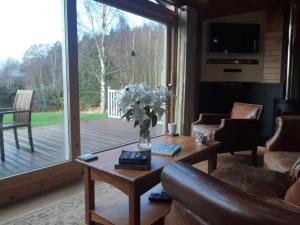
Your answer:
(0, 90), (34, 161)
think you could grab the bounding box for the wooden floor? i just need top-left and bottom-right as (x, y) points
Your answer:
(0, 119), (163, 178)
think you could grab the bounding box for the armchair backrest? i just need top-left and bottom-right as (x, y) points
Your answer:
(230, 102), (263, 119)
(13, 90), (34, 124)
(162, 162), (300, 225)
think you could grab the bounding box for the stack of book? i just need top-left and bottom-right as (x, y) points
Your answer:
(114, 150), (151, 170)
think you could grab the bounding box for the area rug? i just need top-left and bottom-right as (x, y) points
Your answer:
(1, 151), (264, 225)
(1, 183), (115, 225)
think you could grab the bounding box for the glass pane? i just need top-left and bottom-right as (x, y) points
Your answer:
(0, 0), (69, 178)
(77, 0), (167, 153)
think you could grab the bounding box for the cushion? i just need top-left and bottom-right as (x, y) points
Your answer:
(211, 163), (293, 198)
(264, 151), (300, 174)
(192, 124), (220, 136)
(285, 179), (300, 207)
(230, 103), (261, 119)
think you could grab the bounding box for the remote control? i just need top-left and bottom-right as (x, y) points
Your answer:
(78, 153), (98, 162)
(148, 192), (172, 203)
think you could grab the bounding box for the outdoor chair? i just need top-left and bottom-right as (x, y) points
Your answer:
(0, 90), (34, 161)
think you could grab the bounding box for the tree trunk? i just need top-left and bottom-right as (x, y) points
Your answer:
(131, 32), (135, 83)
(148, 28), (151, 84)
(99, 74), (105, 113)
(99, 31), (106, 113)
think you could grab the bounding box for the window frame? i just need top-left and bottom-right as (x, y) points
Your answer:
(0, 0), (177, 206)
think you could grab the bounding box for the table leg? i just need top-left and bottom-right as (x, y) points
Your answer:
(129, 189), (140, 225)
(84, 167), (95, 225)
(208, 149), (217, 173)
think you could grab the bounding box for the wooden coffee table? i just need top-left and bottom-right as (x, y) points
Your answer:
(77, 135), (220, 225)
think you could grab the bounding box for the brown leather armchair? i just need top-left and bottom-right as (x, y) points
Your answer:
(264, 116), (300, 174)
(192, 102), (263, 165)
(161, 162), (300, 225)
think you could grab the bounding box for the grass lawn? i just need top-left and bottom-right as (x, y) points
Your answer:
(3, 111), (108, 127)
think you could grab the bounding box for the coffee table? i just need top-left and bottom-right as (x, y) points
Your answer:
(77, 135), (221, 225)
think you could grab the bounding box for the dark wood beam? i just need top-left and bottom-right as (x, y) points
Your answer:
(186, 0), (287, 19)
(95, 0), (177, 24)
(156, 0), (189, 7)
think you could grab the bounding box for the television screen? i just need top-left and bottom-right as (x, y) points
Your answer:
(208, 23), (260, 54)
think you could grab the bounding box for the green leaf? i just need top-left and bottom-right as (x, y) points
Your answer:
(121, 109), (133, 122)
(144, 106), (151, 117)
(134, 120), (139, 128)
(152, 114), (157, 127)
(140, 119), (151, 134)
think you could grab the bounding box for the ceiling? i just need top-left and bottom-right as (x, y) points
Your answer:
(168, 0), (288, 18)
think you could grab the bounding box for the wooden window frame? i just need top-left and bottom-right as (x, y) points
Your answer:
(0, 0), (178, 206)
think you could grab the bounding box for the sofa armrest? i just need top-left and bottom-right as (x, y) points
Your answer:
(291, 159), (300, 181)
(266, 116), (300, 152)
(161, 162), (300, 225)
(192, 113), (229, 125)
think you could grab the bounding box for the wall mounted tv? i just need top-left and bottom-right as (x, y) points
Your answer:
(208, 23), (260, 54)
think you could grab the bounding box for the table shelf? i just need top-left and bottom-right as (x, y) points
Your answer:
(91, 184), (170, 225)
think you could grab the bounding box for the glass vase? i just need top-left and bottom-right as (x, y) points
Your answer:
(138, 129), (152, 151)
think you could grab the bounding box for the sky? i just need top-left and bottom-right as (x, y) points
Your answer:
(0, 0), (63, 62)
(0, 0), (151, 63)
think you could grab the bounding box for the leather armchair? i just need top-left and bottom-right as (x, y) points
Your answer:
(192, 102), (263, 165)
(161, 162), (300, 225)
(264, 116), (300, 174)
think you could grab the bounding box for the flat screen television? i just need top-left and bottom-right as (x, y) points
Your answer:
(208, 23), (260, 54)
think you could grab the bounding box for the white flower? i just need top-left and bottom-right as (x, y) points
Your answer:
(116, 83), (170, 128)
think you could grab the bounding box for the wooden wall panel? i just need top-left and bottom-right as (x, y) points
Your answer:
(263, 10), (283, 83)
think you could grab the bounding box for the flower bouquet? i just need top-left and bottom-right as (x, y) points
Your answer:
(116, 83), (170, 150)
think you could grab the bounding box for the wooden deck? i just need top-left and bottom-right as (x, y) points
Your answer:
(0, 119), (163, 178)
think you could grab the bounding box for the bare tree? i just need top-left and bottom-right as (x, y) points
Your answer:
(79, 0), (117, 113)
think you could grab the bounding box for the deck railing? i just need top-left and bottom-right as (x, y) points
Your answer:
(107, 87), (122, 118)
(107, 87), (164, 124)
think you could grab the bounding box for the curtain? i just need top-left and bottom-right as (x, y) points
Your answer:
(175, 6), (198, 135)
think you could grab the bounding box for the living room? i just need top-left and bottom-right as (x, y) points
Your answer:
(0, 0), (300, 224)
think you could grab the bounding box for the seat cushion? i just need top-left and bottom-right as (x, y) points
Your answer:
(211, 163), (293, 198)
(264, 151), (300, 174)
(191, 124), (220, 136)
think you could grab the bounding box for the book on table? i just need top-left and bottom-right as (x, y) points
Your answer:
(115, 150), (151, 170)
(151, 143), (181, 156)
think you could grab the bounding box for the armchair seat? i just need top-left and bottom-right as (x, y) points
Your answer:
(192, 124), (220, 137)
(211, 163), (293, 198)
(264, 151), (300, 174)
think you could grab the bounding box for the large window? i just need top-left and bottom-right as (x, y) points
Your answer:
(77, 0), (167, 153)
(0, 0), (175, 205)
(0, 0), (69, 178)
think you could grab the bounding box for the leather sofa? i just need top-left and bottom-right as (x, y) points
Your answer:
(191, 102), (263, 165)
(161, 162), (300, 225)
(264, 116), (300, 174)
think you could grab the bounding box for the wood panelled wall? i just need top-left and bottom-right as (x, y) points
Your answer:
(263, 10), (283, 83)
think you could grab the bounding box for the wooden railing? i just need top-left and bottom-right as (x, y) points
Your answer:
(107, 87), (122, 118)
